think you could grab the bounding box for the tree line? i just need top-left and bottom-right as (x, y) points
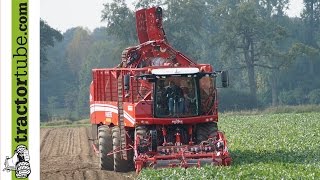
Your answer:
(40, 0), (320, 121)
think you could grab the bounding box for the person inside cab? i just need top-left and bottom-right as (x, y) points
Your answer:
(165, 81), (185, 116)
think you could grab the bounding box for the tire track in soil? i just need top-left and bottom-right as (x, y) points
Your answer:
(41, 128), (58, 156)
(41, 126), (136, 180)
(40, 128), (51, 152)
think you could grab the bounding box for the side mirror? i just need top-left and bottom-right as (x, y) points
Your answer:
(124, 74), (130, 90)
(221, 71), (229, 88)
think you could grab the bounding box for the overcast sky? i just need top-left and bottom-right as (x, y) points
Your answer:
(41, 0), (304, 33)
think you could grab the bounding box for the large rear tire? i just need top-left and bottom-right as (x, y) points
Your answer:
(15, 161), (31, 178)
(196, 122), (218, 144)
(112, 126), (133, 172)
(98, 125), (114, 170)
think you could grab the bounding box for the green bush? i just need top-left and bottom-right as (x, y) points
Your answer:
(41, 120), (73, 126)
(264, 104), (320, 114)
(279, 88), (308, 105)
(41, 119), (90, 127)
(257, 89), (272, 107)
(218, 89), (260, 111)
(308, 89), (320, 104)
(279, 90), (296, 105)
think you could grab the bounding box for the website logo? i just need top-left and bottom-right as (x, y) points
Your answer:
(3, 145), (31, 178)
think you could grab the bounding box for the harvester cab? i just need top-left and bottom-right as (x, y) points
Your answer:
(136, 68), (229, 118)
(90, 6), (232, 173)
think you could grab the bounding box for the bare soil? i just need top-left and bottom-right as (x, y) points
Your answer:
(40, 126), (136, 180)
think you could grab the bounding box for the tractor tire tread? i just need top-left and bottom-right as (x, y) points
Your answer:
(98, 125), (114, 170)
(196, 122), (218, 143)
(15, 161), (30, 178)
(112, 126), (133, 172)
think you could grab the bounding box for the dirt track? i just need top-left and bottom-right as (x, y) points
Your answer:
(40, 126), (136, 180)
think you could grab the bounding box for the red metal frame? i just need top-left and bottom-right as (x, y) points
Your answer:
(90, 6), (231, 173)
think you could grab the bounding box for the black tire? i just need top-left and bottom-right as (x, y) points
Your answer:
(135, 126), (147, 153)
(15, 161), (31, 178)
(135, 126), (147, 139)
(112, 126), (133, 172)
(196, 122), (218, 144)
(98, 125), (114, 170)
(127, 146), (135, 171)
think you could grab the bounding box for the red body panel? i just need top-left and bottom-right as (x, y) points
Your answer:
(89, 65), (219, 127)
(136, 7), (166, 44)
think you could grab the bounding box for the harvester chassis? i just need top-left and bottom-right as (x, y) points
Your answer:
(90, 6), (232, 173)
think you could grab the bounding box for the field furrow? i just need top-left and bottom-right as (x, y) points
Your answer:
(40, 126), (135, 180)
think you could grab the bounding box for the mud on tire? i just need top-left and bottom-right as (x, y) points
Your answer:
(112, 126), (134, 172)
(98, 125), (114, 170)
(196, 122), (218, 143)
(15, 161), (31, 178)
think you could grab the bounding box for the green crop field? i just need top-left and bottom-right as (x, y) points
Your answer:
(138, 112), (320, 179)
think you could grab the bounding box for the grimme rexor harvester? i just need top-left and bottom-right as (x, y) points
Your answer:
(90, 7), (231, 173)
